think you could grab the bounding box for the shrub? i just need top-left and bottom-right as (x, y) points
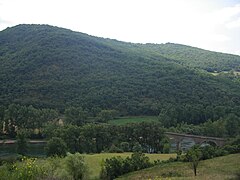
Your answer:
(12, 157), (46, 180)
(230, 136), (240, 146)
(100, 156), (124, 180)
(130, 152), (152, 171)
(100, 152), (153, 180)
(65, 153), (89, 180)
(97, 110), (118, 123)
(200, 145), (216, 160)
(214, 148), (228, 157)
(41, 156), (65, 179)
(223, 145), (240, 154)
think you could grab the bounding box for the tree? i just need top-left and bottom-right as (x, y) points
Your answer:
(16, 130), (28, 155)
(108, 144), (123, 153)
(158, 106), (177, 128)
(163, 143), (170, 153)
(65, 107), (88, 126)
(97, 110), (118, 123)
(0, 106), (5, 135)
(202, 119), (227, 137)
(225, 114), (240, 137)
(120, 142), (130, 152)
(186, 146), (202, 176)
(132, 142), (142, 152)
(160, 137), (170, 153)
(46, 137), (67, 157)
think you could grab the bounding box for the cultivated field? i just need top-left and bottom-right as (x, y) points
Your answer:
(108, 116), (159, 125)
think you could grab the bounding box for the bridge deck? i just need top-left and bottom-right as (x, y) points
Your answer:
(165, 132), (226, 141)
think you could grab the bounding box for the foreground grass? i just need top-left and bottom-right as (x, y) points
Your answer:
(117, 153), (240, 180)
(108, 116), (159, 125)
(83, 153), (176, 179)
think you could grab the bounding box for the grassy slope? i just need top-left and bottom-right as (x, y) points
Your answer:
(108, 116), (159, 125)
(83, 153), (176, 179)
(117, 154), (240, 180)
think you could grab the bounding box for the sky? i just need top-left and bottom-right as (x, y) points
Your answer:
(0, 0), (240, 55)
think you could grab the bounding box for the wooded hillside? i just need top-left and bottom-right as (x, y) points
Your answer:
(0, 24), (240, 124)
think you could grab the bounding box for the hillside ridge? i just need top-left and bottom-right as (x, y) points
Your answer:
(0, 24), (240, 124)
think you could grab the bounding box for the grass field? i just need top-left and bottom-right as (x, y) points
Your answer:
(108, 116), (159, 125)
(117, 153), (240, 180)
(83, 153), (176, 179)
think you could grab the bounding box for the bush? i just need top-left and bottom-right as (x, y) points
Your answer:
(200, 145), (216, 160)
(0, 154), (90, 180)
(65, 153), (89, 180)
(230, 136), (240, 146)
(214, 148), (228, 157)
(100, 152), (153, 180)
(130, 152), (152, 171)
(97, 110), (118, 123)
(41, 156), (66, 179)
(100, 156), (124, 180)
(223, 145), (240, 154)
(5, 157), (46, 180)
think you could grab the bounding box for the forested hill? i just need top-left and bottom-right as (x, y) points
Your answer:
(0, 24), (240, 124)
(142, 43), (240, 72)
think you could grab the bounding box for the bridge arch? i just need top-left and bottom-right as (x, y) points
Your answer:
(179, 138), (196, 151)
(165, 132), (226, 151)
(200, 140), (217, 147)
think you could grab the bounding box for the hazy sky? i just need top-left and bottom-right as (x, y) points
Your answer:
(0, 0), (240, 55)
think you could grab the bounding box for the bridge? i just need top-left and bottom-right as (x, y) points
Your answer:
(165, 132), (226, 151)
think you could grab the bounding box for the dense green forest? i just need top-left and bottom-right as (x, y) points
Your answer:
(0, 24), (240, 125)
(142, 43), (240, 72)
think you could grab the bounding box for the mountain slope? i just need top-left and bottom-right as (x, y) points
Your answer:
(142, 43), (240, 72)
(0, 24), (240, 124)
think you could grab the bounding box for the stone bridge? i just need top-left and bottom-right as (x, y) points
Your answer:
(165, 132), (226, 151)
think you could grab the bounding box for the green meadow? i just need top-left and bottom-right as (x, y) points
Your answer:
(84, 153), (176, 179)
(117, 153), (240, 180)
(108, 116), (159, 125)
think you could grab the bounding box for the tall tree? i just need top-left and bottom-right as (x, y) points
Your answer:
(186, 146), (202, 176)
(16, 130), (28, 155)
